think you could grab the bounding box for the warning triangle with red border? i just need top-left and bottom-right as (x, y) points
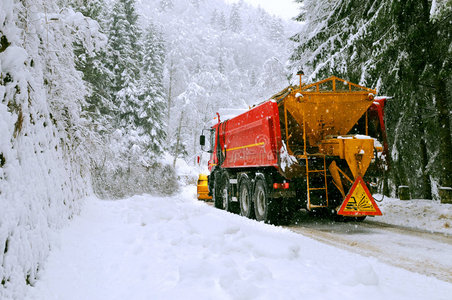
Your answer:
(338, 176), (382, 216)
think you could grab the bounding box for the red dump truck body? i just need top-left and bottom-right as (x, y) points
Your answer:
(208, 100), (282, 171)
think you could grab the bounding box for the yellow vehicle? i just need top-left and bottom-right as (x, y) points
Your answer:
(197, 174), (212, 201)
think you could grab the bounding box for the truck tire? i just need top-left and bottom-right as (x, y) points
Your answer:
(254, 178), (278, 224)
(221, 172), (233, 212)
(213, 172), (223, 209)
(239, 175), (255, 219)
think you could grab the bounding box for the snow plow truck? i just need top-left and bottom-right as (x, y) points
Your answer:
(199, 73), (386, 224)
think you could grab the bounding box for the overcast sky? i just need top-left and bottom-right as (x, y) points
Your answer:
(225, 0), (301, 20)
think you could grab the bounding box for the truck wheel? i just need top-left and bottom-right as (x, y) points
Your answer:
(213, 173), (223, 209)
(221, 173), (232, 212)
(239, 176), (255, 219)
(254, 178), (278, 224)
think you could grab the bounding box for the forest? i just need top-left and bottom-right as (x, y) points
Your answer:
(0, 0), (451, 297)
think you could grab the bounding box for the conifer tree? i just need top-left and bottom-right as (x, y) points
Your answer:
(211, 9), (218, 26)
(71, 0), (114, 128)
(218, 55), (225, 74)
(139, 23), (167, 157)
(159, 0), (174, 12)
(190, 0), (200, 9)
(229, 3), (242, 33)
(107, 0), (142, 129)
(269, 18), (284, 42)
(390, 0), (452, 188)
(218, 11), (227, 31)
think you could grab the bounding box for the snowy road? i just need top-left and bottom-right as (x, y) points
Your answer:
(286, 215), (452, 283)
(26, 187), (452, 300)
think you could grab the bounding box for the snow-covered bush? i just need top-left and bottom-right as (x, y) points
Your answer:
(90, 129), (178, 199)
(92, 160), (178, 199)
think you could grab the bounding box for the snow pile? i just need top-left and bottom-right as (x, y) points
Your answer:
(279, 141), (297, 172)
(376, 196), (452, 235)
(26, 187), (452, 300)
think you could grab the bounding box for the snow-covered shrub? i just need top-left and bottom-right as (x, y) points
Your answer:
(92, 159), (179, 199)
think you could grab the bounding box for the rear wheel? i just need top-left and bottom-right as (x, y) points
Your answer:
(221, 173), (233, 212)
(239, 175), (254, 219)
(213, 173), (223, 209)
(254, 178), (278, 224)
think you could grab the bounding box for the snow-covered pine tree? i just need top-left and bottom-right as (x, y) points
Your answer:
(218, 11), (227, 31)
(218, 54), (225, 74)
(139, 23), (167, 159)
(290, 0), (379, 82)
(70, 0), (114, 132)
(268, 18), (284, 43)
(210, 8), (218, 26)
(229, 3), (242, 33)
(159, 0), (174, 12)
(107, 0), (142, 130)
(89, 0), (178, 198)
(389, 0), (452, 190)
(189, 0), (200, 9)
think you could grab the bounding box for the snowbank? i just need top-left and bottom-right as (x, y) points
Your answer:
(26, 187), (452, 300)
(375, 195), (452, 235)
(1, 2), (91, 298)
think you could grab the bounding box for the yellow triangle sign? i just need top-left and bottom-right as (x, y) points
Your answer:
(338, 176), (382, 216)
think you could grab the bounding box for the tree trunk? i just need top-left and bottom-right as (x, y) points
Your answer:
(420, 136), (432, 199)
(173, 112), (184, 168)
(416, 98), (432, 199)
(434, 78), (452, 187)
(167, 59), (174, 139)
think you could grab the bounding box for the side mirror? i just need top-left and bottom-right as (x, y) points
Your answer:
(200, 135), (206, 146)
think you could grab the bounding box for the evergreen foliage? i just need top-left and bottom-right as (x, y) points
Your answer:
(108, 0), (142, 127)
(139, 24), (167, 157)
(69, 0), (174, 198)
(229, 3), (242, 33)
(71, 0), (114, 131)
(159, 0), (174, 11)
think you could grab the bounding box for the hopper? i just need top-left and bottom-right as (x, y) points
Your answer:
(282, 76), (376, 147)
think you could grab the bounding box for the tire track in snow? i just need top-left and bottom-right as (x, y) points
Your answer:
(286, 219), (452, 283)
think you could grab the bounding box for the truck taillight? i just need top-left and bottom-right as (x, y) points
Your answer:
(273, 182), (290, 189)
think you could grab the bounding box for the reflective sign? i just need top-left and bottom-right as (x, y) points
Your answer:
(338, 176), (382, 216)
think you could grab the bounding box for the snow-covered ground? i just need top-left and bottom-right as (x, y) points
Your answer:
(25, 186), (452, 300)
(375, 194), (452, 235)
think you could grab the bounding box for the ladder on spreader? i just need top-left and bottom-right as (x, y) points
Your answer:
(304, 154), (329, 210)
